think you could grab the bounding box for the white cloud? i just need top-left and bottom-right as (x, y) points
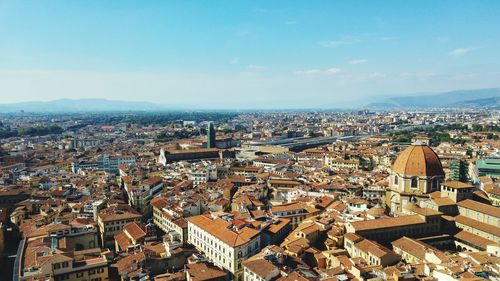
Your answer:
(367, 72), (386, 78)
(379, 36), (397, 41)
(349, 59), (368, 65)
(247, 65), (267, 70)
(449, 47), (476, 57)
(326, 68), (341, 75)
(295, 68), (341, 76)
(230, 57), (239, 64)
(319, 40), (354, 47)
(295, 69), (321, 75)
(399, 72), (437, 79)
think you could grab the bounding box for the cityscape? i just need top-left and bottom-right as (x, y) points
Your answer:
(1, 1), (500, 281)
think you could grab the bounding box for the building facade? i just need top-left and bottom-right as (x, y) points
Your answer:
(187, 214), (261, 281)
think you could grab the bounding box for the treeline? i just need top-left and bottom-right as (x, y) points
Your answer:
(0, 125), (64, 139)
(85, 112), (238, 126)
(155, 130), (202, 142)
(391, 123), (499, 145)
(434, 123), (499, 132)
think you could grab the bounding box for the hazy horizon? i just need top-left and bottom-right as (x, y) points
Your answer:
(1, 1), (500, 108)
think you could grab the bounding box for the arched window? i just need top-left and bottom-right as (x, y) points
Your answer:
(394, 176), (399, 185)
(411, 178), (418, 189)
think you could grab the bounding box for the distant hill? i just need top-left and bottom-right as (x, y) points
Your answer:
(366, 88), (500, 109)
(0, 99), (177, 113)
(450, 97), (500, 108)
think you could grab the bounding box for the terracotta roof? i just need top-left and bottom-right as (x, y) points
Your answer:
(271, 202), (305, 213)
(142, 176), (163, 186)
(392, 145), (444, 177)
(187, 215), (260, 247)
(243, 259), (279, 278)
(355, 238), (395, 258)
(265, 218), (290, 234)
(485, 185), (500, 196)
(277, 271), (314, 281)
(405, 205), (443, 216)
(123, 222), (146, 241)
(115, 232), (132, 250)
(431, 197), (456, 206)
(455, 215), (500, 236)
(344, 232), (363, 243)
(186, 263), (227, 281)
(230, 166), (262, 172)
(454, 230), (495, 250)
(98, 204), (142, 222)
(167, 148), (219, 154)
(457, 199), (500, 218)
(112, 252), (146, 273)
(151, 197), (168, 209)
(349, 215), (425, 231)
(268, 179), (301, 186)
(392, 236), (444, 261)
(441, 181), (474, 189)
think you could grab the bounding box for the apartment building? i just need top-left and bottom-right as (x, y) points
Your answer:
(16, 222), (108, 281)
(187, 214), (261, 281)
(343, 233), (400, 267)
(151, 196), (200, 243)
(69, 138), (103, 149)
(125, 176), (164, 214)
(324, 154), (360, 170)
(97, 204), (142, 248)
(114, 222), (150, 253)
(229, 166), (263, 178)
(270, 202), (318, 229)
(243, 259), (280, 281)
(72, 155), (136, 173)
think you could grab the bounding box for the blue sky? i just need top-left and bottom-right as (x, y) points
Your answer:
(1, 0), (499, 108)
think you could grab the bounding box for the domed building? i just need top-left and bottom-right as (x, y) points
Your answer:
(367, 203), (386, 219)
(386, 143), (445, 213)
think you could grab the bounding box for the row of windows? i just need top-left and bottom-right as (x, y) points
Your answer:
(393, 176), (440, 190)
(89, 267), (105, 275)
(190, 227), (233, 257)
(189, 226), (259, 272)
(462, 208), (500, 227)
(106, 226), (122, 232)
(189, 231), (234, 270)
(55, 268), (104, 281)
(53, 261), (69, 270)
(364, 225), (437, 240)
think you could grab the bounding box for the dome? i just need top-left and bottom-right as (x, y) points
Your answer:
(392, 144), (444, 177)
(367, 204), (385, 216)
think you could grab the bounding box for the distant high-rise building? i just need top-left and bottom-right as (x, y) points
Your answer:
(450, 159), (469, 182)
(207, 122), (216, 148)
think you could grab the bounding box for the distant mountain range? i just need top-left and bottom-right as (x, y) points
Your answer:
(0, 99), (177, 113)
(366, 88), (500, 109)
(1, 88), (499, 112)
